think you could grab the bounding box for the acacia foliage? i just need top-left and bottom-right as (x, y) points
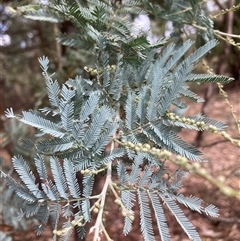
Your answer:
(1, 1), (234, 241)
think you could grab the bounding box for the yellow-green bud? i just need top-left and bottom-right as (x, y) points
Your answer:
(141, 147), (149, 153)
(185, 118), (191, 124)
(198, 168), (207, 175)
(151, 147), (157, 153)
(114, 199), (121, 205)
(129, 215), (135, 221)
(127, 141), (134, 148)
(137, 143), (143, 148)
(93, 208), (99, 213)
(162, 150), (172, 158)
(143, 144), (151, 150)
(217, 175), (226, 183)
(222, 186), (234, 196)
(192, 162), (200, 169)
(90, 69), (98, 76)
(209, 125), (217, 131)
(95, 202), (100, 208)
(221, 131), (230, 138)
(134, 146), (140, 152)
(71, 220), (76, 226)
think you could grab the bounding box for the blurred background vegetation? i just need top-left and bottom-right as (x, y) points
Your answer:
(0, 0), (239, 240)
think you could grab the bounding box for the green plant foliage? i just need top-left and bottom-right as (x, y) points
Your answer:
(1, 0), (235, 241)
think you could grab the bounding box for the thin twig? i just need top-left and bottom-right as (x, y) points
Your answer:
(192, 23), (240, 39)
(217, 0), (235, 75)
(91, 104), (121, 241)
(194, 83), (214, 147)
(201, 139), (233, 148)
(53, 23), (63, 72)
(90, 161), (112, 241)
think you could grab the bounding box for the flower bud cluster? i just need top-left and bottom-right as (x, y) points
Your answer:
(166, 112), (221, 133)
(120, 140), (172, 159)
(208, 125), (218, 134)
(115, 198), (134, 221)
(175, 155), (188, 165)
(81, 169), (98, 175)
(53, 229), (63, 236)
(70, 217), (84, 227)
(81, 169), (91, 175)
(122, 210), (134, 221)
(84, 65), (116, 76)
(166, 112), (205, 127)
(53, 215), (84, 236)
(210, 5), (239, 19)
(220, 131), (230, 139)
(93, 201), (101, 214)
